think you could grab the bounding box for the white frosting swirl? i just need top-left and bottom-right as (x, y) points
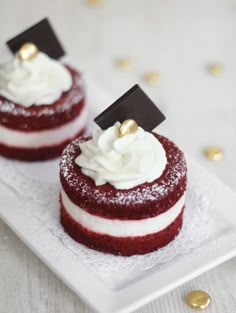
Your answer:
(0, 52), (72, 107)
(76, 122), (167, 189)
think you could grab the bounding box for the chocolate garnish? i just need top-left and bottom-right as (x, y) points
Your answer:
(7, 18), (65, 59)
(94, 84), (165, 131)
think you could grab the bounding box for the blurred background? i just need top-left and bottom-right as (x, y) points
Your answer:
(1, 0), (235, 188)
(0, 0), (236, 312)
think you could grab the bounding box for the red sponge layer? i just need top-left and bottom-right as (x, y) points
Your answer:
(0, 127), (85, 161)
(60, 200), (184, 256)
(60, 133), (187, 220)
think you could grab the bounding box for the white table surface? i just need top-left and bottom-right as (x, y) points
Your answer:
(0, 0), (236, 312)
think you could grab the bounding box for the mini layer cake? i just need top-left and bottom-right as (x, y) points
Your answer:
(60, 125), (187, 256)
(0, 45), (87, 161)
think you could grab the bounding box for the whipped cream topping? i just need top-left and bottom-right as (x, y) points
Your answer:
(0, 52), (72, 107)
(76, 122), (167, 189)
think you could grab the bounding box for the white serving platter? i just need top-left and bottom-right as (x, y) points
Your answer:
(0, 78), (236, 313)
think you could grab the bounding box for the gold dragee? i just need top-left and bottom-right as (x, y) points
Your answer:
(18, 43), (38, 61)
(87, 0), (103, 6)
(186, 290), (211, 309)
(116, 58), (133, 70)
(118, 119), (138, 137)
(204, 146), (223, 161)
(208, 63), (223, 75)
(143, 71), (160, 86)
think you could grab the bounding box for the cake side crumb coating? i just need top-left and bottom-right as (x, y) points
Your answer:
(60, 198), (184, 256)
(60, 133), (187, 220)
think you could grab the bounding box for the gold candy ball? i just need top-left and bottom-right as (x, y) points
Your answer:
(186, 290), (211, 309)
(118, 119), (138, 137)
(116, 58), (133, 70)
(87, 0), (103, 6)
(18, 42), (38, 61)
(143, 71), (160, 86)
(204, 146), (223, 161)
(208, 63), (223, 76)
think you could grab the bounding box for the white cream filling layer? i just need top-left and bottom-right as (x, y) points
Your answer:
(61, 189), (186, 237)
(0, 106), (87, 149)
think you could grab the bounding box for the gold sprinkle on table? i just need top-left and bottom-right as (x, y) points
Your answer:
(87, 0), (103, 6)
(143, 71), (160, 86)
(208, 63), (223, 75)
(204, 146), (223, 161)
(186, 290), (211, 309)
(18, 43), (38, 61)
(118, 119), (138, 137)
(116, 58), (133, 70)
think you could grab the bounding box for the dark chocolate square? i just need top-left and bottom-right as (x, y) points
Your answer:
(7, 18), (65, 59)
(94, 84), (166, 131)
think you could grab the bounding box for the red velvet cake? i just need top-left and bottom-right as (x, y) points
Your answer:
(0, 48), (87, 161)
(60, 127), (187, 256)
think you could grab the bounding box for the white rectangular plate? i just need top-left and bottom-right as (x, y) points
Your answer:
(0, 78), (236, 313)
